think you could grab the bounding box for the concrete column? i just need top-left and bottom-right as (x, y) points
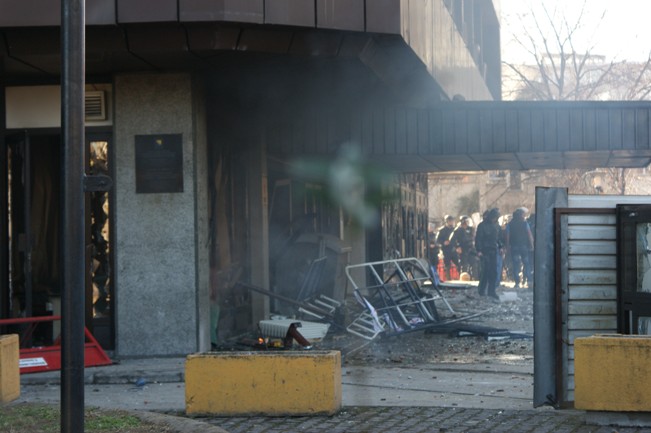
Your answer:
(114, 73), (201, 357)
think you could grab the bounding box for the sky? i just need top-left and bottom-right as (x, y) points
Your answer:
(500, 0), (651, 63)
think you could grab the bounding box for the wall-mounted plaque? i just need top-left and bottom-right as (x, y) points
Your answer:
(135, 134), (183, 193)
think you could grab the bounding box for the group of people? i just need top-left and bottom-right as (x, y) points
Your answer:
(434, 214), (477, 281)
(428, 207), (534, 301)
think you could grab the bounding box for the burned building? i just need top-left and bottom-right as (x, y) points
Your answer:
(1, 1), (501, 357)
(6, 1), (651, 383)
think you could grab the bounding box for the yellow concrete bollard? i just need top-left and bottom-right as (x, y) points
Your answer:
(575, 334), (651, 411)
(185, 350), (341, 416)
(0, 334), (20, 403)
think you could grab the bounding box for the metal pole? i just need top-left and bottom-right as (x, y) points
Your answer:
(61, 0), (86, 431)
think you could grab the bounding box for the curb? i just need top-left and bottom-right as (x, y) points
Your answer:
(131, 411), (229, 433)
(20, 370), (184, 386)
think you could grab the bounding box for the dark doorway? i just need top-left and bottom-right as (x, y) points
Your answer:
(5, 132), (60, 345)
(2, 131), (114, 349)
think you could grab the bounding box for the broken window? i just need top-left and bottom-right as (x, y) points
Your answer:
(616, 205), (651, 334)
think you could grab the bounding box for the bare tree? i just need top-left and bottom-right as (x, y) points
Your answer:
(503, 1), (613, 101)
(502, 0), (651, 195)
(607, 55), (651, 101)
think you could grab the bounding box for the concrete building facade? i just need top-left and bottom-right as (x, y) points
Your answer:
(1, 0), (500, 357)
(4, 2), (651, 382)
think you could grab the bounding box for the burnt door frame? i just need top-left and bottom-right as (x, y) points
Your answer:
(5, 131), (34, 319)
(2, 130), (115, 349)
(85, 131), (114, 349)
(616, 204), (651, 334)
(5, 131), (63, 347)
(0, 135), (6, 320)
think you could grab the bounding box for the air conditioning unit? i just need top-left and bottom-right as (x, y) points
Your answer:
(85, 90), (106, 121)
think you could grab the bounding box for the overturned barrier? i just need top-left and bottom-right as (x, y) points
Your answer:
(185, 351), (341, 416)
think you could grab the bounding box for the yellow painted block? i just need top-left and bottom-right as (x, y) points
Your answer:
(575, 334), (651, 411)
(185, 351), (341, 415)
(0, 335), (20, 403)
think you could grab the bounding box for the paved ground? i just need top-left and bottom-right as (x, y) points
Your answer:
(14, 356), (651, 432)
(18, 360), (536, 411)
(205, 407), (586, 433)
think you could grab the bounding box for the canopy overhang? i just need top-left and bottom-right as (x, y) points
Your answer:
(267, 102), (651, 172)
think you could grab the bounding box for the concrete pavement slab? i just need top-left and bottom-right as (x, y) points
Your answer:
(18, 382), (186, 412)
(14, 356), (651, 432)
(341, 364), (534, 409)
(17, 358), (536, 411)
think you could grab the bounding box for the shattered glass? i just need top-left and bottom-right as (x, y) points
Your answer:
(637, 223), (651, 293)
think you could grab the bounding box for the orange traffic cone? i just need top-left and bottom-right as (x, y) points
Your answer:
(437, 259), (446, 282)
(450, 263), (460, 280)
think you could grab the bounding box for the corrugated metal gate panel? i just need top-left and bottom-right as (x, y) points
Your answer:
(568, 240), (616, 255)
(557, 196), (651, 404)
(564, 211), (618, 402)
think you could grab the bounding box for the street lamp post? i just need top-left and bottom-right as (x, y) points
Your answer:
(61, 0), (86, 431)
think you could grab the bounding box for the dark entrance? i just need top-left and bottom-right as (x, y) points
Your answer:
(1, 131), (114, 349)
(617, 204), (651, 335)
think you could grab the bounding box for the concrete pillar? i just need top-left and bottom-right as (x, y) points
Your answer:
(114, 73), (203, 357)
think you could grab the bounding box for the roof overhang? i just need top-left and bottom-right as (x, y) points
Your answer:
(1, 23), (444, 108)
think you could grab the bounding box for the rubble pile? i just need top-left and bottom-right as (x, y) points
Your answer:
(341, 284), (534, 367)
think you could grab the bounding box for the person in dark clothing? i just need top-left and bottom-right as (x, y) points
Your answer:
(436, 215), (458, 280)
(526, 212), (536, 285)
(427, 223), (440, 269)
(496, 217), (508, 287)
(506, 208), (534, 289)
(450, 215), (477, 279)
(475, 208), (501, 300)
(476, 210), (490, 286)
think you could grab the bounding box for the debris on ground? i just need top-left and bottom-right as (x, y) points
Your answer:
(339, 281), (534, 366)
(216, 275), (534, 369)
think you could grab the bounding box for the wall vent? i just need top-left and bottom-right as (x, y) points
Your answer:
(85, 90), (106, 121)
